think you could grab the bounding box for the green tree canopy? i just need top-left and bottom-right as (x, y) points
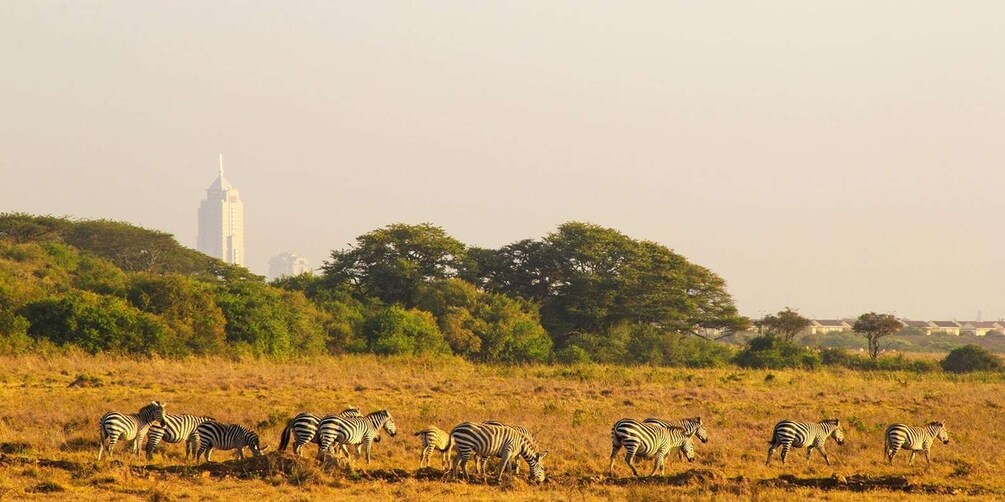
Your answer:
(853, 312), (903, 360)
(755, 307), (811, 342)
(322, 223), (467, 305)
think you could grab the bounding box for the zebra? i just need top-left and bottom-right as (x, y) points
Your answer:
(609, 418), (696, 477)
(414, 426), (452, 468)
(447, 422), (547, 483)
(643, 416), (709, 460)
(766, 418), (845, 465)
(885, 421), (950, 466)
(189, 421), (268, 462)
(315, 409), (397, 465)
(97, 401), (167, 460)
(144, 413), (214, 461)
(278, 407), (361, 457)
(479, 420), (537, 474)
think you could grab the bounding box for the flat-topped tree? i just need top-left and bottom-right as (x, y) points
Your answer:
(853, 312), (902, 359)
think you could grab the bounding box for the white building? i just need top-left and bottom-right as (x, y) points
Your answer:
(268, 252), (311, 279)
(197, 156), (245, 266)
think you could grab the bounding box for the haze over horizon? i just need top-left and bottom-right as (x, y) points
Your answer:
(2, 2), (1003, 321)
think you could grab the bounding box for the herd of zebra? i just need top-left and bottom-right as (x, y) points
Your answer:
(96, 402), (952, 482)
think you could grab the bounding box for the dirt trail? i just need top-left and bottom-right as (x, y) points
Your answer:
(0, 452), (997, 496)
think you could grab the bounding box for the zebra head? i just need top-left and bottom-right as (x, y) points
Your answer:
(527, 450), (547, 483)
(681, 437), (696, 463)
(140, 401), (167, 426)
(370, 410), (397, 437)
(930, 421), (950, 444)
(687, 417), (709, 443)
(824, 419), (845, 445)
(247, 431), (268, 457)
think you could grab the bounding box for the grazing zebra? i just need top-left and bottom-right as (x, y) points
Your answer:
(479, 420), (537, 474)
(315, 409), (397, 465)
(97, 401), (167, 460)
(609, 418), (696, 477)
(766, 418), (845, 465)
(885, 422), (950, 465)
(643, 416), (709, 460)
(414, 426), (452, 468)
(448, 422), (547, 483)
(278, 407), (361, 457)
(189, 421), (267, 462)
(144, 413), (214, 460)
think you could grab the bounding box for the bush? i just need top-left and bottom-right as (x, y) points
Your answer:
(940, 345), (1004, 373)
(362, 305), (450, 356)
(821, 348), (940, 372)
(555, 345), (592, 364)
(734, 335), (820, 370)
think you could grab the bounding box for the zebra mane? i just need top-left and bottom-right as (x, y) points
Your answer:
(365, 409), (391, 428)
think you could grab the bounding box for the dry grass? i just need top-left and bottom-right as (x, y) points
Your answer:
(1, 353), (1003, 500)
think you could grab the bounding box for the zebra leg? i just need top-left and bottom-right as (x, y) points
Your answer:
(365, 439), (373, 465)
(624, 446), (641, 477)
(765, 443), (776, 465)
(909, 451), (917, 465)
(780, 443), (791, 464)
(888, 445), (900, 464)
(924, 449), (932, 467)
(237, 446), (245, 460)
(609, 443), (622, 475)
(497, 451), (513, 483)
(648, 454), (661, 477)
(206, 447), (214, 463)
(818, 446), (830, 466)
(806, 445), (814, 462)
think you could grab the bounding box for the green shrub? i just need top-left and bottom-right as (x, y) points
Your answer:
(734, 335), (820, 370)
(940, 345), (1004, 373)
(821, 348), (940, 372)
(556, 345), (592, 364)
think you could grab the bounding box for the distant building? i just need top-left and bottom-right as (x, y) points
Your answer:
(901, 319), (935, 335)
(929, 321), (962, 336)
(960, 321), (1004, 337)
(197, 156), (245, 266)
(269, 252), (311, 279)
(808, 319), (852, 335)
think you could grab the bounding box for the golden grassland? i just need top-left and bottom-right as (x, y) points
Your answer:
(1, 353), (1004, 501)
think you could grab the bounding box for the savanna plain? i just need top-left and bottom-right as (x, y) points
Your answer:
(1, 354), (1003, 501)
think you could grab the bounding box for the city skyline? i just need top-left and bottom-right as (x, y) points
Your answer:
(2, 2), (1004, 320)
(196, 156), (245, 267)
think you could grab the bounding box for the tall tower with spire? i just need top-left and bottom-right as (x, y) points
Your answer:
(197, 155), (245, 266)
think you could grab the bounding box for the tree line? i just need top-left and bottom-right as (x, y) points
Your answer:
(1, 213), (1001, 372)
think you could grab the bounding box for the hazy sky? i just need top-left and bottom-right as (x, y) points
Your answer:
(2, 1), (1004, 320)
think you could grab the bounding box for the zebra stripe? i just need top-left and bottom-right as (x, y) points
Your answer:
(414, 426), (451, 468)
(609, 418), (695, 477)
(480, 420), (537, 474)
(885, 422), (949, 465)
(316, 410), (397, 465)
(97, 401), (166, 460)
(643, 416), (708, 461)
(766, 418), (845, 465)
(448, 422), (547, 483)
(144, 414), (214, 460)
(278, 407), (360, 457)
(190, 421), (266, 462)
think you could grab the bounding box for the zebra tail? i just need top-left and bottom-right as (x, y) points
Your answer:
(414, 430), (426, 437)
(278, 423), (291, 452)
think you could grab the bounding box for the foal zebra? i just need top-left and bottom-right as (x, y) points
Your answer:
(278, 407), (361, 457)
(609, 418), (696, 477)
(448, 422), (547, 483)
(643, 416), (709, 460)
(766, 419), (845, 465)
(144, 413), (214, 460)
(315, 409), (397, 465)
(414, 426), (451, 468)
(97, 401), (166, 460)
(885, 422), (950, 465)
(189, 421), (267, 462)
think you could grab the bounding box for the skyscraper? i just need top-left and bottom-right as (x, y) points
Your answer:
(197, 155), (244, 266)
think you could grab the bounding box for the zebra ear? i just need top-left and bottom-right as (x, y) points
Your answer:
(538, 451), (548, 460)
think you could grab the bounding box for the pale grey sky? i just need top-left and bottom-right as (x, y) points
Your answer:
(2, 1), (1003, 320)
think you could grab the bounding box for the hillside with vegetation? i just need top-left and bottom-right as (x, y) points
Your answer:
(0, 214), (748, 364)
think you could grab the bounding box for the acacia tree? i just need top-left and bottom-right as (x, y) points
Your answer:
(755, 307), (810, 342)
(853, 312), (902, 359)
